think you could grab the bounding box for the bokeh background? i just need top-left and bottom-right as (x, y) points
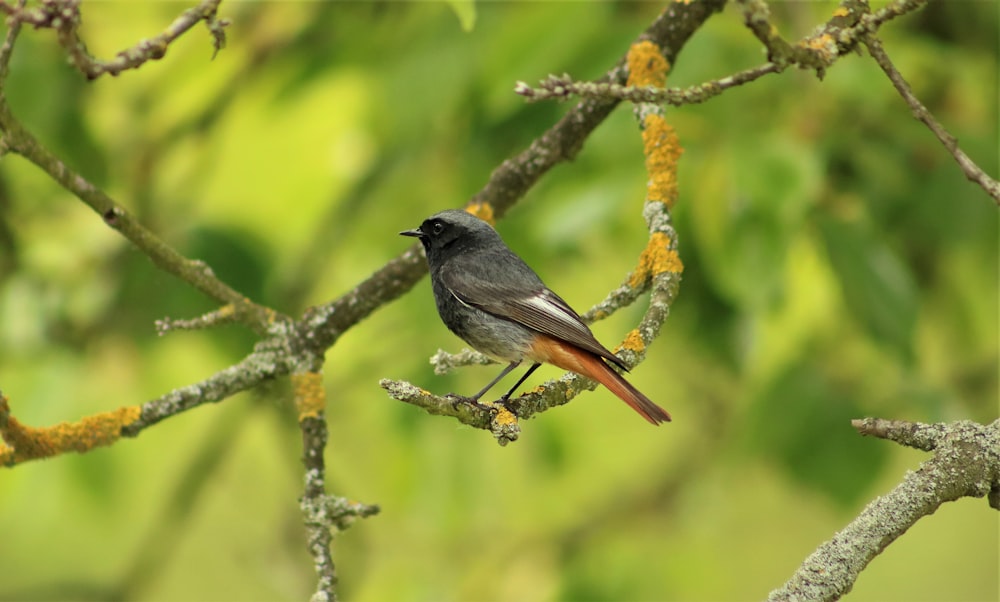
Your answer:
(0, 1), (996, 600)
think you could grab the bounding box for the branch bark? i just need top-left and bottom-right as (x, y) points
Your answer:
(0, 0), (228, 80)
(769, 419), (1000, 602)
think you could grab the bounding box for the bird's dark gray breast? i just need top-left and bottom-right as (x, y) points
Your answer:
(430, 261), (535, 362)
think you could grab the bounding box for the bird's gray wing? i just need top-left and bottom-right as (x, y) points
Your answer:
(439, 253), (628, 370)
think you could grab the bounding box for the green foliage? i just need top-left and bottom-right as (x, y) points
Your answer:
(0, 1), (996, 601)
(819, 215), (918, 360)
(446, 0), (477, 32)
(746, 361), (888, 507)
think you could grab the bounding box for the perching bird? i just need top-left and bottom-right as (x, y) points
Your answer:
(400, 210), (670, 424)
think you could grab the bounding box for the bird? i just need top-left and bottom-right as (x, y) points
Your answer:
(400, 209), (670, 425)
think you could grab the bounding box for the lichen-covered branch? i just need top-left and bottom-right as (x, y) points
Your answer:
(769, 419), (1000, 602)
(294, 371), (337, 601)
(294, 368), (379, 601)
(429, 348), (496, 375)
(123, 344), (286, 435)
(737, 0), (1000, 205)
(517, 1), (997, 210)
(517, 0), (926, 106)
(736, 0), (883, 76)
(515, 63), (780, 106)
(0, 392), (140, 465)
(298, 397), (338, 602)
(0, 337), (286, 466)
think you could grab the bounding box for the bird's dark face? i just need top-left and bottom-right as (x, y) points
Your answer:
(400, 210), (499, 264)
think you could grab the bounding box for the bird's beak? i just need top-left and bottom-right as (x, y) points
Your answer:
(399, 227), (424, 238)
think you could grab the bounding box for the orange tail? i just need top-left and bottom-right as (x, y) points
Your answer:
(529, 336), (671, 425)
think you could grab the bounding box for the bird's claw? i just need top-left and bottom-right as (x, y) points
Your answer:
(496, 394), (518, 415)
(445, 393), (495, 413)
(445, 393), (520, 418)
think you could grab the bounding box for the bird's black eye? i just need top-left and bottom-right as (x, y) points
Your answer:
(431, 221), (445, 235)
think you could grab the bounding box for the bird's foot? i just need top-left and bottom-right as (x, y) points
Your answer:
(496, 394), (519, 416)
(445, 393), (495, 413)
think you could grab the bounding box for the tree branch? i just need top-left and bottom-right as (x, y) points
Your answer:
(515, 63), (780, 106)
(0, 0), (229, 80)
(516, 0), (926, 106)
(769, 419), (1000, 602)
(0, 106), (280, 333)
(864, 36), (1000, 204)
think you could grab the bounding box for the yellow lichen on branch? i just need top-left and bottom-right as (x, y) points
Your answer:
(641, 115), (683, 207)
(626, 39), (684, 209)
(801, 33), (838, 65)
(616, 328), (648, 356)
(629, 231), (684, 289)
(0, 393), (141, 466)
(292, 371), (326, 421)
(479, 400), (518, 428)
(626, 40), (669, 88)
(466, 202), (495, 225)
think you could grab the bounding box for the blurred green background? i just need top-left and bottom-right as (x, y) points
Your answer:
(0, 1), (996, 600)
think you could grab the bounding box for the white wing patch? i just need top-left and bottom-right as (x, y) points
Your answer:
(450, 290), (476, 310)
(521, 292), (592, 339)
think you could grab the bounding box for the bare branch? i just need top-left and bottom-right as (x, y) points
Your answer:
(0, 108), (280, 334)
(156, 305), (240, 335)
(864, 36), (1000, 204)
(4, 0), (229, 80)
(0, 0), (25, 86)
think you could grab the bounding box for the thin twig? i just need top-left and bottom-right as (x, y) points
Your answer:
(119, 344), (290, 439)
(515, 63), (781, 105)
(9, 0), (229, 80)
(518, 0), (926, 108)
(864, 36), (1000, 204)
(156, 305), (240, 335)
(430, 348), (495, 375)
(0, 0), (25, 86)
(852, 416), (944, 451)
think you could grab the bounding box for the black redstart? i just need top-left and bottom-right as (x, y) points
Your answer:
(400, 209), (670, 425)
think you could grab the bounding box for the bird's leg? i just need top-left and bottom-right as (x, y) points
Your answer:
(498, 362), (541, 406)
(469, 360), (521, 401)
